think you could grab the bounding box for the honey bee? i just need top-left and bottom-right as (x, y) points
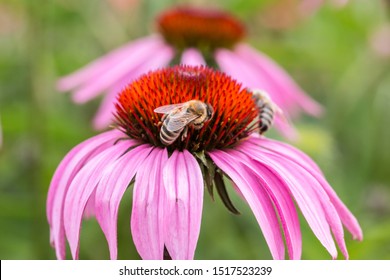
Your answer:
(248, 88), (283, 134)
(154, 100), (214, 146)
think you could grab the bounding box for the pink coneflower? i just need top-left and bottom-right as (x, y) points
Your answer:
(299, 0), (349, 16)
(261, 0), (350, 31)
(370, 23), (390, 59)
(57, 6), (323, 138)
(48, 65), (361, 260)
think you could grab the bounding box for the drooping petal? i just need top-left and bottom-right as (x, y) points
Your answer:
(181, 48), (206, 66)
(214, 48), (297, 139)
(228, 149), (302, 260)
(234, 43), (324, 117)
(57, 35), (163, 92)
(215, 48), (288, 109)
(83, 189), (96, 219)
(246, 134), (322, 174)
(265, 152), (348, 259)
(209, 150), (285, 260)
(163, 150), (204, 260)
(131, 148), (168, 260)
(95, 144), (153, 259)
(238, 140), (339, 258)
(63, 140), (131, 259)
(92, 86), (120, 130)
(47, 130), (123, 259)
(319, 183), (363, 241)
(47, 130), (122, 224)
(72, 39), (175, 104)
(91, 48), (175, 130)
(250, 135), (363, 241)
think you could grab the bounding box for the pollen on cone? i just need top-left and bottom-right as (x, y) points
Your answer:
(114, 65), (258, 152)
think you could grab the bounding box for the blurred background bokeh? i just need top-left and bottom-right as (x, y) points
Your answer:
(1, 0), (390, 259)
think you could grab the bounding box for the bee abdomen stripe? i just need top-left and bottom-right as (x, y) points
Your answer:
(160, 132), (174, 144)
(260, 114), (273, 123)
(162, 125), (176, 137)
(261, 107), (273, 114)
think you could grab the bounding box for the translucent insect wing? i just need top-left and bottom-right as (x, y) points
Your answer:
(167, 111), (199, 131)
(154, 103), (185, 114)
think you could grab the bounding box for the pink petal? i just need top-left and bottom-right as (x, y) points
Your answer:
(63, 140), (130, 259)
(72, 39), (174, 104)
(131, 148), (168, 260)
(238, 140), (338, 258)
(47, 130), (123, 259)
(83, 189), (96, 219)
(181, 48), (206, 66)
(234, 43), (324, 117)
(215, 48), (289, 110)
(47, 130), (122, 223)
(320, 184), (363, 241)
(92, 86), (121, 130)
(251, 135), (363, 241)
(209, 150), (285, 260)
(228, 149), (302, 260)
(318, 196), (349, 259)
(247, 134), (322, 174)
(266, 152), (348, 259)
(91, 47), (175, 130)
(95, 144), (153, 259)
(57, 35), (162, 92)
(214, 48), (296, 139)
(91, 69), (131, 131)
(163, 150), (204, 260)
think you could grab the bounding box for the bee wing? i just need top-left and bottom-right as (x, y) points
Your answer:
(166, 111), (199, 132)
(273, 103), (289, 124)
(154, 103), (186, 114)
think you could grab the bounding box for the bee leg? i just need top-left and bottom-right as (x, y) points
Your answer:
(181, 126), (188, 141)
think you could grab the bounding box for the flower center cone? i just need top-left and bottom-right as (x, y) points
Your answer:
(114, 65), (258, 153)
(157, 7), (246, 52)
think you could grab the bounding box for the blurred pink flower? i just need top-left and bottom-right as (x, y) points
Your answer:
(48, 66), (362, 260)
(299, 0), (349, 15)
(299, 0), (349, 16)
(299, 0), (325, 16)
(107, 0), (140, 13)
(57, 6), (323, 138)
(261, 0), (349, 30)
(370, 23), (390, 58)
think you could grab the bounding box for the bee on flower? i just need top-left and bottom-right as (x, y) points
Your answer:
(57, 6), (323, 139)
(154, 100), (214, 146)
(47, 66), (362, 260)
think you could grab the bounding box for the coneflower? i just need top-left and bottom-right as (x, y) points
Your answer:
(57, 6), (322, 138)
(48, 65), (361, 260)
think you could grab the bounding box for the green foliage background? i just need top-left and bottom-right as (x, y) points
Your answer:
(1, 0), (389, 259)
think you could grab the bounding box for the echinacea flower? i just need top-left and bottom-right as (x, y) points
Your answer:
(57, 6), (323, 138)
(48, 65), (362, 260)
